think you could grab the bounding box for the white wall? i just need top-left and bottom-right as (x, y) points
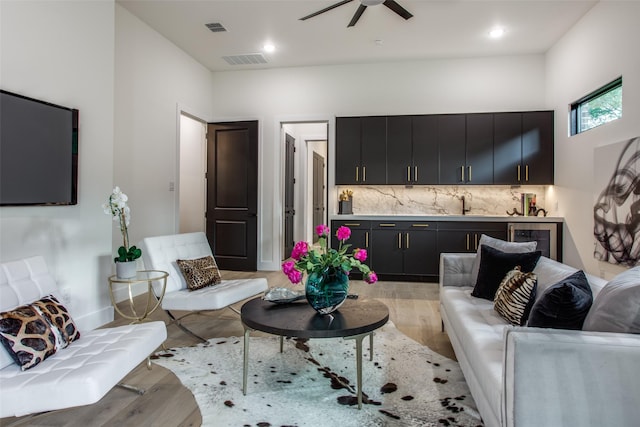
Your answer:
(546, 1), (640, 278)
(115, 4), (214, 249)
(211, 56), (547, 270)
(0, 1), (115, 329)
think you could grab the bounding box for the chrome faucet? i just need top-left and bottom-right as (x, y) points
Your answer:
(461, 196), (471, 215)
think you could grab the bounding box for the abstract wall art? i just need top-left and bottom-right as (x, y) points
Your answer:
(594, 137), (640, 266)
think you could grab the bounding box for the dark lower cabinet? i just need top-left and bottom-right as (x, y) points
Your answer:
(437, 222), (507, 254)
(331, 219), (508, 282)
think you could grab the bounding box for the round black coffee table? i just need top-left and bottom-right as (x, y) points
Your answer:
(240, 297), (389, 409)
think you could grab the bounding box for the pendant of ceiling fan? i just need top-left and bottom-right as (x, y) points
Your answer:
(299, 0), (413, 27)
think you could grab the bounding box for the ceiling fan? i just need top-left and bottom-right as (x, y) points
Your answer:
(300, 0), (413, 28)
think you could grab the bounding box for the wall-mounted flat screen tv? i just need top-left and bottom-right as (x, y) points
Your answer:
(0, 90), (78, 206)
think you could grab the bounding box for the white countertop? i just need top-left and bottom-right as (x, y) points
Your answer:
(330, 214), (563, 223)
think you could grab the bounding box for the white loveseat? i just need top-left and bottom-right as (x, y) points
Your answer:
(0, 256), (167, 418)
(440, 253), (640, 427)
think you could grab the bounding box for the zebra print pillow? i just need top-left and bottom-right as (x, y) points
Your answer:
(494, 266), (538, 326)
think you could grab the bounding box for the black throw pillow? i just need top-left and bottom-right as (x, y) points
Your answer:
(528, 270), (593, 330)
(472, 245), (542, 301)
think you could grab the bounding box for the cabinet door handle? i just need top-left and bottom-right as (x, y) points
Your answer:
(344, 223), (360, 226)
(406, 233), (410, 249)
(363, 166), (366, 182)
(379, 223), (396, 227)
(517, 164), (521, 181)
(525, 165), (529, 182)
(466, 233), (470, 251)
(468, 166), (472, 182)
(398, 233), (402, 249)
(414, 166), (418, 182)
(355, 166), (359, 182)
(365, 231), (369, 248)
(407, 166), (411, 182)
(461, 166), (465, 182)
(474, 234), (479, 250)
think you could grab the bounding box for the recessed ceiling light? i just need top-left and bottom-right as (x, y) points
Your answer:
(489, 27), (506, 39)
(263, 43), (275, 53)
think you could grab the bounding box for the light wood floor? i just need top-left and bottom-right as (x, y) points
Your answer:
(1, 271), (454, 427)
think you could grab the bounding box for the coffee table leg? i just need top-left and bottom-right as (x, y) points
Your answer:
(369, 332), (374, 361)
(347, 332), (370, 410)
(243, 327), (251, 395)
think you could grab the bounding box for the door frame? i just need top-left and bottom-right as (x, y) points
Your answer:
(278, 118), (331, 263)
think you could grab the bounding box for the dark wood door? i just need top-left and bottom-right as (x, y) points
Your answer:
(522, 111), (554, 184)
(207, 121), (258, 271)
(438, 114), (467, 184)
(466, 113), (494, 184)
(360, 116), (387, 184)
(386, 115), (412, 184)
(493, 113), (523, 185)
(284, 133), (295, 255)
(312, 151), (325, 242)
(370, 227), (403, 274)
(412, 115), (439, 184)
(335, 117), (361, 185)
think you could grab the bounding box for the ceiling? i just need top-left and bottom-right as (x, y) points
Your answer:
(117, 0), (598, 72)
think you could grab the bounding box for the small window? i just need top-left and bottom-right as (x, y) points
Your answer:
(570, 77), (622, 135)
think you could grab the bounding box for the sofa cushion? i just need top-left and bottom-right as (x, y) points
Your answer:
(470, 234), (537, 284)
(176, 255), (222, 291)
(0, 303), (58, 370)
(472, 245), (541, 300)
(494, 267), (537, 326)
(583, 266), (640, 333)
(528, 270), (593, 330)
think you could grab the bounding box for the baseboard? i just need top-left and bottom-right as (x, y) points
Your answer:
(76, 305), (114, 331)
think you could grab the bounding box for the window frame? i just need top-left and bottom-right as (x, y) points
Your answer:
(570, 76), (622, 136)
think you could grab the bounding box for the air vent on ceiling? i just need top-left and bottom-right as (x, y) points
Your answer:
(205, 22), (227, 33)
(222, 53), (268, 66)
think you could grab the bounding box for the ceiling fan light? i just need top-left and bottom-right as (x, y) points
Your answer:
(361, 0), (384, 6)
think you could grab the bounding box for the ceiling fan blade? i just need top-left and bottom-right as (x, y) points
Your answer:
(348, 4), (367, 27)
(300, 0), (354, 21)
(383, 0), (413, 20)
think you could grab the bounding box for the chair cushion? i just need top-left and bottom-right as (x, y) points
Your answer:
(472, 245), (541, 300)
(583, 266), (640, 333)
(32, 295), (80, 345)
(177, 255), (222, 291)
(161, 278), (268, 311)
(493, 267), (537, 326)
(528, 270), (593, 330)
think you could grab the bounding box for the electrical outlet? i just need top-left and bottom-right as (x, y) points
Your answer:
(555, 201), (559, 211)
(59, 287), (72, 306)
(169, 181), (175, 192)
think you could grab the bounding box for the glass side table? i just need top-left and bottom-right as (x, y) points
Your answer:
(108, 270), (168, 323)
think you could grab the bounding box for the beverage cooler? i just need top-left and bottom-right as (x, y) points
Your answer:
(507, 222), (558, 261)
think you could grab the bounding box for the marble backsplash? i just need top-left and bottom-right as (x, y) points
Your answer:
(335, 185), (550, 216)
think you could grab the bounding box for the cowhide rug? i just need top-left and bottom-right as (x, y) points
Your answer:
(152, 321), (483, 427)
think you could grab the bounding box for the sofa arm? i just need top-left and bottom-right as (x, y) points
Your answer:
(503, 328), (640, 427)
(439, 253), (476, 288)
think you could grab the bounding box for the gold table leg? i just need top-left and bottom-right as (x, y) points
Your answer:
(345, 331), (374, 410)
(243, 326), (251, 395)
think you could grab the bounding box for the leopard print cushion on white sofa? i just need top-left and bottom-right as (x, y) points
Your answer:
(33, 295), (80, 345)
(176, 255), (222, 291)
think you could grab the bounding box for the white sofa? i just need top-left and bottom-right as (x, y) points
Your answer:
(0, 256), (167, 418)
(440, 253), (640, 427)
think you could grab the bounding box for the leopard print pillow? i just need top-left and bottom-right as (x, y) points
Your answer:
(0, 304), (58, 370)
(33, 295), (80, 346)
(494, 266), (538, 326)
(177, 256), (222, 291)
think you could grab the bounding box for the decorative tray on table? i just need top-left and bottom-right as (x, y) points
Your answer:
(262, 287), (306, 304)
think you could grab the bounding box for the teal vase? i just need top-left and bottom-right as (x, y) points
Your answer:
(305, 267), (349, 315)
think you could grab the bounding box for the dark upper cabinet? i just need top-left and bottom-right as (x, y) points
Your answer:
(494, 111), (554, 185)
(387, 115), (439, 184)
(522, 111), (554, 184)
(438, 115), (467, 184)
(465, 113), (494, 184)
(335, 116), (386, 185)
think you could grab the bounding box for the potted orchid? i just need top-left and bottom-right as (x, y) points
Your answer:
(103, 186), (141, 279)
(282, 224), (377, 314)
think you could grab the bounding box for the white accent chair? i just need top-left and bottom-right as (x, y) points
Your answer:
(0, 256), (167, 418)
(140, 232), (268, 342)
